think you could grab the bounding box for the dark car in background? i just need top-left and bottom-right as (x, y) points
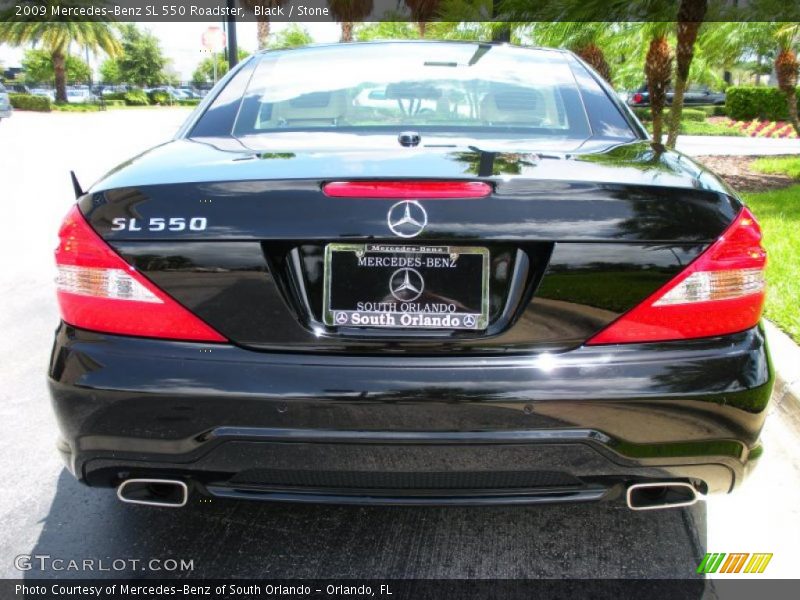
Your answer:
(627, 84), (726, 107)
(3, 82), (29, 94)
(49, 42), (771, 511)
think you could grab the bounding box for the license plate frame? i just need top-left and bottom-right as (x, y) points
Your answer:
(322, 243), (490, 330)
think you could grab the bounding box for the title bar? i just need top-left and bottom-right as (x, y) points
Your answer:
(2, 0), (800, 23)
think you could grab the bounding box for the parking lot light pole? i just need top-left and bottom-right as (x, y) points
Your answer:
(227, 0), (239, 69)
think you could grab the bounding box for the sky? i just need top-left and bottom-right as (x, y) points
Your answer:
(0, 21), (342, 81)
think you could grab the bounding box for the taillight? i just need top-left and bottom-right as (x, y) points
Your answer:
(587, 208), (766, 345)
(323, 181), (492, 199)
(55, 205), (226, 342)
(632, 93), (644, 104)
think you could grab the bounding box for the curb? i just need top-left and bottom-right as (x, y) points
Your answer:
(764, 320), (800, 420)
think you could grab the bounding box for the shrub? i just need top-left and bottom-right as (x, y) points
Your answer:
(176, 98), (201, 106)
(680, 108), (707, 121)
(631, 107), (706, 122)
(148, 90), (174, 106)
(103, 99), (125, 107)
(697, 105), (728, 117)
(52, 103), (100, 112)
(9, 93), (51, 111)
(101, 92), (126, 101)
(123, 89), (149, 106)
(725, 86), (800, 121)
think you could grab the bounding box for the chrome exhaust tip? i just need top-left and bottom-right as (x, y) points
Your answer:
(117, 478), (188, 508)
(626, 482), (703, 511)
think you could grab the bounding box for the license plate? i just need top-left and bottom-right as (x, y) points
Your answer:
(323, 243), (489, 330)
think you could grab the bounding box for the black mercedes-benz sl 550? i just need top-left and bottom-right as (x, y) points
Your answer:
(49, 42), (772, 510)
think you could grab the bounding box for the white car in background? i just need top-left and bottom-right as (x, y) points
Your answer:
(0, 83), (12, 121)
(178, 87), (202, 99)
(30, 88), (56, 101)
(66, 88), (97, 104)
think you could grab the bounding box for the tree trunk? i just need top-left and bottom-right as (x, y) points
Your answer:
(666, 79), (687, 148)
(786, 88), (800, 136)
(776, 47), (800, 135)
(665, 20), (699, 148)
(666, 1), (706, 148)
(645, 35), (673, 145)
(418, 21), (426, 38)
(52, 51), (68, 103)
(492, 24), (511, 42)
(257, 20), (270, 50)
(490, 0), (510, 42)
(755, 53), (763, 85)
(341, 22), (353, 42)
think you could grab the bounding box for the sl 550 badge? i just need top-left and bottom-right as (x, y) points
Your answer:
(110, 217), (208, 232)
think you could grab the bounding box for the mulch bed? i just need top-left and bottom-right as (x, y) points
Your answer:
(694, 155), (796, 193)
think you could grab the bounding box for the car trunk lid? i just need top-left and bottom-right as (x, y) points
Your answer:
(82, 140), (740, 354)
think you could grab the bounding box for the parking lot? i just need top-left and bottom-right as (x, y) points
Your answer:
(0, 109), (798, 580)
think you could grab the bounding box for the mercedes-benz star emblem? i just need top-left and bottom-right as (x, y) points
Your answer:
(387, 200), (427, 238)
(335, 312), (348, 325)
(390, 268), (424, 302)
(464, 315), (477, 327)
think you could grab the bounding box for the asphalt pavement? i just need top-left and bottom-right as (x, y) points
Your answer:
(0, 110), (797, 581)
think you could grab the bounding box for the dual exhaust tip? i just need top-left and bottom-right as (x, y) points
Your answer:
(117, 478), (188, 508)
(116, 479), (702, 510)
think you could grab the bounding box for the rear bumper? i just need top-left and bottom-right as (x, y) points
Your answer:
(48, 324), (773, 504)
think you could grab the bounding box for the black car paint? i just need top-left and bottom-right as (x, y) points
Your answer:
(81, 141), (738, 352)
(49, 324), (771, 501)
(49, 43), (772, 505)
(86, 141), (738, 236)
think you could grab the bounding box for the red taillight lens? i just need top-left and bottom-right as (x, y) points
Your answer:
(55, 206), (226, 342)
(632, 93), (644, 104)
(323, 181), (492, 199)
(587, 208), (766, 345)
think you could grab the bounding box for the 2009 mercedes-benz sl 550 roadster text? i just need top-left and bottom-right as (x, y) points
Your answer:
(48, 42), (773, 510)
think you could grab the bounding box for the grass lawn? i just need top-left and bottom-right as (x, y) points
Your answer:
(679, 120), (745, 136)
(751, 156), (800, 179)
(743, 185), (800, 342)
(644, 120), (745, 136)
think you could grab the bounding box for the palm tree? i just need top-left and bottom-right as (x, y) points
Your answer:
(404, 0), (441, 38)
(644, 23), (673, 145)
(666, 0), (708, 148)
(328, 0), (374, 42)
(491, 0), (511, 42)
(723, 22), (800, 132)
(774, 23), (800, 135)
(0, 16), (120, 103)
(734, 22), (778, 86)
(693, 22), (757, 79)
(529, 22), (614, 83)
(241, 0), (284, 50)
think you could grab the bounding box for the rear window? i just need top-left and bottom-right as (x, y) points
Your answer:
(223, 43), (591, 140)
